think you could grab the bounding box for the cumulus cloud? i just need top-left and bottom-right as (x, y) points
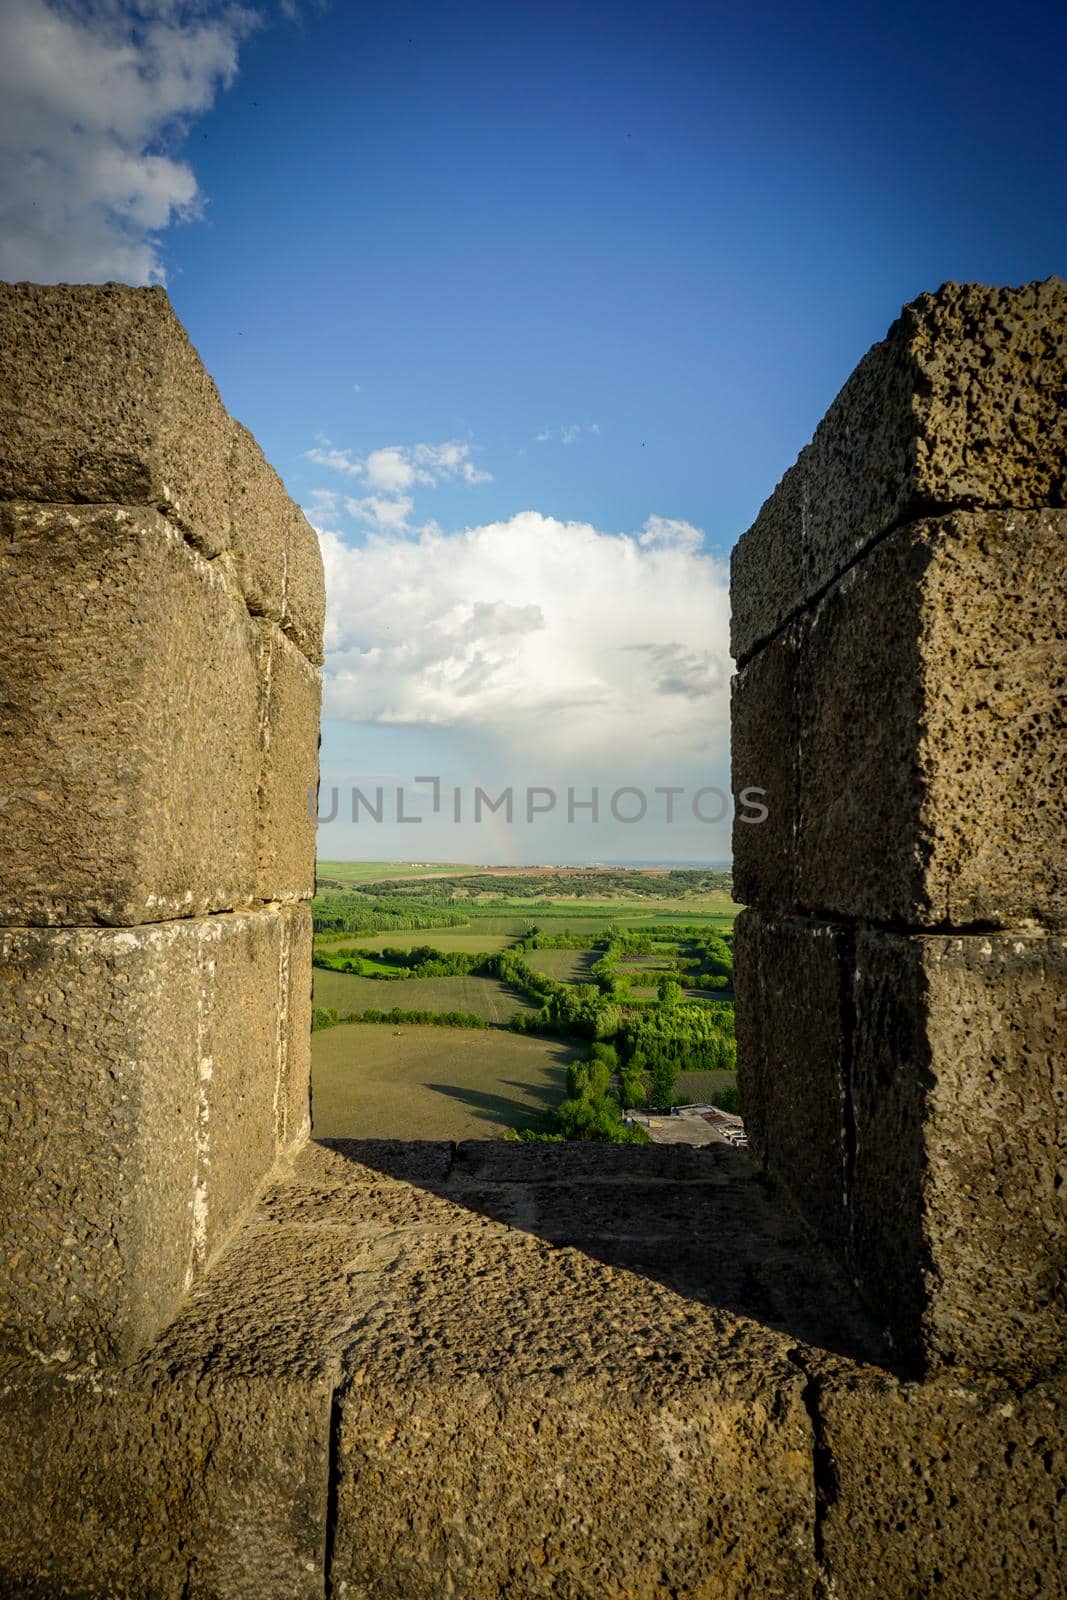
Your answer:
(0, 0), (257, 284)
(345, 493), (414, 532)
(637, 515), (704, 554)
(315, 512), (731, 761)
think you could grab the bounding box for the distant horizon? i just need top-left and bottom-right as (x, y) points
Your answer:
(317, 858), (733, 870)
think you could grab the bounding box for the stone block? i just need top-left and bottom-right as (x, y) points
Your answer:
(228, 418), (289, 621)
(0, 1356), (331, 1600)
(730, 618), (802, 912)
(731, 276), (1067, 661)
(0, 282), (233, 556)
(281, 904), (314, 1149)
(283, 504), (326, 666)
(734, 910), (851, 1259)
(818, 1372), (1067, 1599)
(254, 621), (321, 903)
(330, 1230), (819, 1599)
(0, 501), (259, 926)
(850, 928), (1066, 1378)
(797, 509), (1066, 927)
(0, 908), (296, 1364)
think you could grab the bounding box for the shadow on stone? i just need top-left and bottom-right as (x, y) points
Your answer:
(310, 1136), (895, 1371)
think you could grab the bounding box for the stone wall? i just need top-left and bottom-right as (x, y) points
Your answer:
(0, 280), (1061, 1597)
(731, 279), (1066, 1379)
(0, 284), (323, 1365)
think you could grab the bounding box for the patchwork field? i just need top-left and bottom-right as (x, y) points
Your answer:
(312, 1023), (579, 1140)
(336, 929), (516, 954)
(312, 969), (536, 1023)
(316, 860), (480, 885)
(673, 1069), (739, 1106)
(524, 948), (597, 981)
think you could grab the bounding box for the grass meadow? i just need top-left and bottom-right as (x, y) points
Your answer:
(312, 1022), (579, 1140)
(524, 948), (597, 981)
(312, 968), (536, 1023)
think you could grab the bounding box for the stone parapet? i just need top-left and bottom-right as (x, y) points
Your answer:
(0, 1141), (1060, 1599)
(736, 908), (1065, 1379)
(732, 508), (1066, 928)
(730, 277), (1067, 664)
(0, 905), (311, 1365)
(732, 282), (1065, 1388)
(0, 502), (321, 926)
(0, 283), (324, 665)
(0, 284), (321, 1365)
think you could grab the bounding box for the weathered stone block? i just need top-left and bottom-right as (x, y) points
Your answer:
(734, 910), (851, 1259)
(228, 418), (289, 621)
(850, 928), (1066, 1378)
(732, 277), (1067, 661)
(0, 908), (298, 1364)
(281, 904), (314, 1148)
(255, 621), (321, 903)
(798, 509), (1066, 926)
(330, 1230), (818, 1600)
(731, 618), (802, 912)
(0, 1356), (331, 1600)
(0, 282), (234, 555)
(284, 504), (326, 666)
(0, 501), (259, 926)
(818, 1372), (1067, 1598)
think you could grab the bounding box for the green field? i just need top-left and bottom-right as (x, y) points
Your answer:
(330, 929), (517, 954)
(524, 948), (596, 981)
(312, 968), (535, 1023)
(673, 1069), (738, 1106)
(312, 1022), (579, 1139)
(316, 860), (480, 885)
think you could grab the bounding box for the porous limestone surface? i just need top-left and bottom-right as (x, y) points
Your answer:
(254, 620), (322, 904)
(851, 928), (1066, 1380)
(736, 910), (1066, 1380)
(0, 504), (324, 926)
(732, 508), (1066, 928)
(731, 276), (1067, 662)
(0, 282), (233, 553)
(730, 618), (802, 914)
(0, 1141), (1060, 1599)
(0, 500), (259, 926)
(797, 508), (1066, 927)
(0, 906), (310, 1365)
(733, 911), (851, 1260)
(0, 282), (325, 664)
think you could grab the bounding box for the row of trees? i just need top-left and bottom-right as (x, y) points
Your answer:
(363, 868), (733, 905)
(312, 891), (471, 935)
(312, 1005), (487, 1031)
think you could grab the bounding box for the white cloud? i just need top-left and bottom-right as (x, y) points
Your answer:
(535, 423), (601, 446)
(315, 511), (730, 762)
(0, 0), (256, 284)
(309, 438), (491, 491)
(306, 444), (363, 475)
(637, 515), (704, 554)
(303, 487), (343, 527)
(364, 447), (419, 493)
(345, 493), (414, 532)
(306, 437), (491, 533)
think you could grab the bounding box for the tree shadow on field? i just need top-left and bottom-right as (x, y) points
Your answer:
(425, 1082), (550, 1127)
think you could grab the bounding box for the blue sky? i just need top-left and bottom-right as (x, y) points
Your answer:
(2, 0), (1064, 864)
